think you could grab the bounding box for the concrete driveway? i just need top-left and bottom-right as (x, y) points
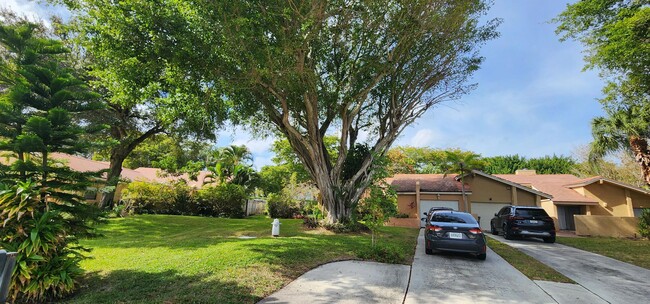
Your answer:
(404, 230), (557, 304)
(489, 234), (650, 304)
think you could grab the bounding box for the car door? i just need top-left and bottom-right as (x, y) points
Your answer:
(494, 207), (508, 230)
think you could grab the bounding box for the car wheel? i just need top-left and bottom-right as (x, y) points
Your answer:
(543, 236), (556, 243)
(477, 253), (486, 260)
(503, 225), (513, 240)
(490, 223), (497, 235)
(425, 247), (433, 255)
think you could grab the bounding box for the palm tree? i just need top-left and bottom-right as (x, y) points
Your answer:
(443, 151), (484, 212)
(222, 145), (253, 166)
(590, 102), (650, 185)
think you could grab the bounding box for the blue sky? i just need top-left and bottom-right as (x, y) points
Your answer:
(7, 0), (605, 170)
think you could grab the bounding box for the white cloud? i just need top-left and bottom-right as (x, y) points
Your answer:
(409, 128), (443, 147)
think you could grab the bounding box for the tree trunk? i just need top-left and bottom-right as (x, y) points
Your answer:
(629, 136), (650, 186)
(99, 149), (128, 209)
(41, 150), (48, 203)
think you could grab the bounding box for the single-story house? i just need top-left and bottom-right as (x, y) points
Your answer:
(388, 169), (650, 237)
(44, 153), (211, 203)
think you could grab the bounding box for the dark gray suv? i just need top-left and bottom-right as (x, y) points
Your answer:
(490, 206), (556, 243)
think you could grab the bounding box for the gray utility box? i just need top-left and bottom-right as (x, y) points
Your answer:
(0, 250), (17, 303)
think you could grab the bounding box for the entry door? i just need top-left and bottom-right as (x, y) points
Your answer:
(559, 206), (582, 230)
(419, 200), (459, 228)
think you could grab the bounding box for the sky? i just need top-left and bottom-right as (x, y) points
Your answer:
(5, 0), (605, 170)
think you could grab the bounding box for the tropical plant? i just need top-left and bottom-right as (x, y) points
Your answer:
(556, 0), (650, 185)
(443, 151), (484, 212)
(639, 209), (650, 239)
(0, 15), (102, 302)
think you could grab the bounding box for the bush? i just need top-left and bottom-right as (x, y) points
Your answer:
(639, 208), (650, 238)
(195, 184), (247, 218)
(0, 181), (92, 302)
(266, 193), (299, 218)
(121, 181), (193, 215)
(303, 216), (319, 229)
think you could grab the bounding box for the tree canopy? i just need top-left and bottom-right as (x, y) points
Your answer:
(556, 0), (650, 185)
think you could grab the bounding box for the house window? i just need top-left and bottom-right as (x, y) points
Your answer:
(634, 208), (646, 217)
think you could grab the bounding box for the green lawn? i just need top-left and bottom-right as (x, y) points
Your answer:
(557, 236), (650, 269)
(62, 215), (418, 304)
(487, 238), (574, 283)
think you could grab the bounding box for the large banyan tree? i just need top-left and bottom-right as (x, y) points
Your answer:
(65, 0), (499, 223)
(212, 0), (499, 223)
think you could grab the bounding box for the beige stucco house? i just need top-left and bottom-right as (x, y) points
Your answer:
(388, 170), (649, 237)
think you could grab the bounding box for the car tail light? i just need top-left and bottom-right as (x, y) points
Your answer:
(468, 228), (483, 234)
(508, 216), (524, 220)
(427, 225), (443, 232)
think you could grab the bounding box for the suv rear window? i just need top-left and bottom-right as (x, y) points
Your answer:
(431, 212), (478, 224)
(515, 208), (549, 217)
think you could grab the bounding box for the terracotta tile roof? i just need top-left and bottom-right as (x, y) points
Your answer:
(51, 153), (209, 187)
(389, 174), (467, 192)
(564, 176), (650, 195)
(495, 174), (598, 204)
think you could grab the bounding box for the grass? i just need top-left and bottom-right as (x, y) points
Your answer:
(487, 238), (574, 283)
(62, 214), (418, 304)
(557, 236), (650, 270)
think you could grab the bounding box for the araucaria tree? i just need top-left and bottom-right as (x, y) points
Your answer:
(0, 15), (102, 301)
(556, 0), (650, 185)
(215, 0), (499, 223)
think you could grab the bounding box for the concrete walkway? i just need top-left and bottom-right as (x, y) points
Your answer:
(258, 260), (410, 304)
(489, 234), (650, 304)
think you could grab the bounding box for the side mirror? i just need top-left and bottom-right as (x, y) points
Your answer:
(423, 212), (428, 216)
(494, 213), (498, 217)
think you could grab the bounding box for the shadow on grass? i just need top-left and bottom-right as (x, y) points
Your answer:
(62, 269), (258, 304)
(84, 215), (305, 249)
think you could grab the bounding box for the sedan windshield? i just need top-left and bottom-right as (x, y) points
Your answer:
(431, 212), (477, 224)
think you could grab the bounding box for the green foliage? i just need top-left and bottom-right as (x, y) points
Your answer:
(555, 1), (650, 185)
(121, 181), (247, 218)
(0, 15), (102, 302)
(121, 181), (193, 215)
(483, 154), (576, 174)
(639, 209), (650, 239)
(572, 147), (645, 188)
(270, 137), (339, 184)
(266, 193), (299, 219)
(195, 184), (247, 218)
(258, 164), (292, 195)
(386, 147), (485, 174)
(341, 143), (370, 181)
(0, 181), (92, 302)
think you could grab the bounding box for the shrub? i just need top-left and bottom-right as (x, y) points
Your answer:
(266, 193), (299, 218)
(0, 181), (93, 302)
(303, 216), (319, 229)
(639, 208), (650, 238)
(121, 181), (193, 215)
(195, 183), (246, 218)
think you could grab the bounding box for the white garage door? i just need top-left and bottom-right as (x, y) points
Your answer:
(420, 200), (459, 228)
(471, 202), (510, 229)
